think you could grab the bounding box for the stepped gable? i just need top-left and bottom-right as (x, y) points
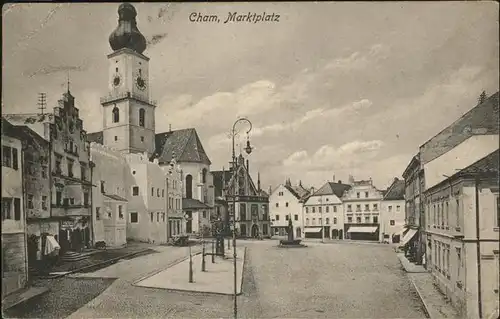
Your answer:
(154, 128), (211, 165)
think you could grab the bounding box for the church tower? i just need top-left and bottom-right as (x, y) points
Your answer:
(101, 3), (156, 155)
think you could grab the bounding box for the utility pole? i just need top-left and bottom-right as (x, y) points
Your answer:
(37, 93), (47, 115)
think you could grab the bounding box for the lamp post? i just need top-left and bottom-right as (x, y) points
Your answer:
(320, 195), (325, 243)
(184, 213), (194, 283)
(230, 117), (253, 319)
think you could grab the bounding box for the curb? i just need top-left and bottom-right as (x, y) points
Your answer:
(132, 250), (202, 285)
(40, 248), (153, 279)
(408, 275), (432, 319)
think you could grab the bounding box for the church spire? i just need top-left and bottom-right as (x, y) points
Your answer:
(257, 172), (261, 191)
(109, 3), (147, 54)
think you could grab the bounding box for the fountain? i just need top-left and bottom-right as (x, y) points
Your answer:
(279, 215), (307, 248)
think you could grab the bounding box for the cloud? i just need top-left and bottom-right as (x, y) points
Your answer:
(324, 44), (389, 71)
(27, 64), (88, 78)
(147, 33), (168, 46)
(283, 139), (384, 172)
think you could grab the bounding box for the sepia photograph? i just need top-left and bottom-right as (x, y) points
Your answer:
(1, 2), (499, 318)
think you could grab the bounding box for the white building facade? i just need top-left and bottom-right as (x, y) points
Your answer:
(380, 178), (406, 243)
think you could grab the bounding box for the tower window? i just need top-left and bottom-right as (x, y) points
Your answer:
(112, 106), (119, 123)
(115, 67), (118, 72)
(139, 108), (145, 127)
(114, 136), (118, 141)
(140, 136), (144, 142)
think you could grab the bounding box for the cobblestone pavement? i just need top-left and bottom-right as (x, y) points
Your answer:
(11, 240), (428, 318)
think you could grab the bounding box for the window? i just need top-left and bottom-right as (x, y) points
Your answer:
(318, 207), (322, 213)
(312, 207), (316, 213)
(140, 136), (144, 142)
(357, 192), (360, 198)
(312, 218), (316, 225)
(276, 203), (279, 208)
(365, 192), (369, 198)
(162, 189), (165, 198)
(2, 146), (12, 168)
(306, 218), (309, 225)
(326, 218), (330, 224)
(305, 207), (308, 213)
(151, 187), (154, 196)
(390, 220), (395, 226)
(162, 213), (165, 222)
(347, 205), (352, 212)
(80, 165), (86, 180)
(157, 212), (160, 222)
(55, 155), (62, 174)
(365, 216), (370, 223)
(364, 204), (370, 211)
(326, 206), (329, 213)
(356, 217), (361, 223)
(495, 195), (499, 227)
(114, 136), (118, 141)
(285, 215), (289, 221)
(2, 198), (12, 220)
(150, 212), (154, 222)
(333, 217), (337, 224)
(96, 207), (101, 220)
(275, 214), (279, 221)
(41, 166), (48, 178)
(203, 211), (207, 218)
(112, 106), (119, 123)
(67, 159), (74, 177)
(388, 205), (392, 212)
(202, 168), (207, 184)
(27, 194), (34, 209)
(132, 186), (139, 196)
(319, 218), (322, 224)
(240, 204), (246, 220)
(185, 175), (193, 199)
(445, 202), (449, 227)
(130, 212), (138, 223)
(42, 196), (48, 210)
(157, 188), (160, 197)
(356, 204), (361, 212)
(333, 206), (337, 213)
(455, 199), (460, 227)
(285, 202), (289, 207)
(373, 204), (378, 211)
(396, 205), (400, 212)
(139, 108), (145, 127)
(294, 214), (298, 221)
(456, 247), (461, 279)
(347, 216), (352, 223)
(373, 216), (378, 223)
(56, 191), (62, 206)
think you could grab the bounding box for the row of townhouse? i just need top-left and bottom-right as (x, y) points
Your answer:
(269, 176), (406, 242)
(400, 91), (499, 319)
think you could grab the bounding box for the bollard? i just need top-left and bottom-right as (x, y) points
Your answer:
(189, 244), (194, 283)
(202, 241), (206, 272)
(212, 240), (215, 263)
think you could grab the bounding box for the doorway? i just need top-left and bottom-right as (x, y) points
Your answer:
(332, 229), (339, 239)
(251, 224), (259, 238)
(296, 227), (301, 238)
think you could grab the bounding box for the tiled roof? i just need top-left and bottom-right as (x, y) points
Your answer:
(1, 118), (17, 137)
(312, 182), (352, 198)
(285, 184), (310, 200)
(87, 131), (103, 144)
(182, 198), (211, 210)
(383, 178), (405, 201)
(154, 129), (211, 165)
(456, 149), (499, 177)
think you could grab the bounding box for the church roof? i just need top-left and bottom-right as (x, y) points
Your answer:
(154, 128), (211, 165)
(85, 128), (212, 165)
(212, 169), (233, 197)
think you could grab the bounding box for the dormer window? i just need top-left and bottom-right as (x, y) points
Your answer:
(112, 106), (119, 123)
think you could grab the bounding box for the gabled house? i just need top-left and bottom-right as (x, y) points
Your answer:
(380, 177), (406, 243)
(212, 154), (270, 238)
(269, 179), (310, 238)
(303, 180), (351, 239)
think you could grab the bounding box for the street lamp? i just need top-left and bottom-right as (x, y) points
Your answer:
(320, 195), (324, 243)
(230, 117), (253, 319)
(184, 213), (193, 283)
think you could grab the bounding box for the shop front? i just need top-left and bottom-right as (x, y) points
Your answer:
(58, 217), (91, 254)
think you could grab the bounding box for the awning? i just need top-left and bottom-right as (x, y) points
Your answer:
(347, 226), (378, 233)
(393, 227), (407, 237)
(398, 229), (418, 247)
(304, 227), (322, 233)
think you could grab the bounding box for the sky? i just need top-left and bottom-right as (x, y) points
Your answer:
(2, 2), (499, 191)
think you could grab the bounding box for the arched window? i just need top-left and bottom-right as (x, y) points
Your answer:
(112, 106), (119, 123)
(185, 174), (193, 199)
(202, 168), (207, 184)
(139, 108), (145, 127)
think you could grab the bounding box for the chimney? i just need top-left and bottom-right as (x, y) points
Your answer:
(332, 174), (335, 182)
(299, 180), (302, 187)
(268, 185), (272, 195)
(169, 124), (172, 132)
